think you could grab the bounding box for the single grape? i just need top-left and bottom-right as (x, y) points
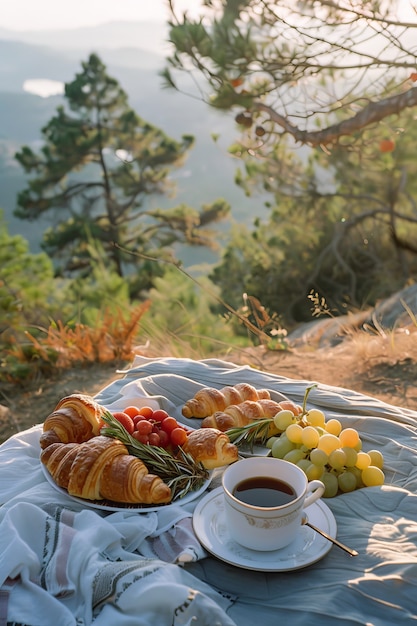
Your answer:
(355, 451), (371, 470)
(284, 448), (306, 464)
(297, 458), (312, 472)
(286, 423), (304, 444)
(325, 419), (342, 436)
(266, 436), (278, 449)
(350, 466), (364, 489)
(309, 447), (328, 467)
(341, 446), (358, 467)
(361, 465), (385, 487)
(301, 426), (320, 449)
(271, 435), (295, 459)
(368, 449), (384, 469)
(321, 472), (339, 498)
(317, 433), (341, 455)
(305, 462), (324, 481)
(273, 409), (296, 431)
(305, 408), (326, 427)
(328, 448), (347, 470)
(339, 427), (360, 448)
(338, 471), (357, 493)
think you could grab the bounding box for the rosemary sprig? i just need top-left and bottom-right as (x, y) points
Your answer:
(100, 411), (209, 501)
(225, 418), (274, 451)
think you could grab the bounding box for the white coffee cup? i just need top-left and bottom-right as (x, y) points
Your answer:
(222, 457), (325, 551)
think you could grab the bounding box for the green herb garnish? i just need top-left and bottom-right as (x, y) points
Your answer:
(225, 418), (274, 451)
(100, 411), (209, 501)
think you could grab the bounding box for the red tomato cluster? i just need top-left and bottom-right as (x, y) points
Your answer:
(112, 405), (190, 449)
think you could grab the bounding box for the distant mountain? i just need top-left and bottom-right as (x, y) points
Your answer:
(0, 40), (79, 91)
(0, 90), (60, 141)
(0, 39), (166, 93)
(0, 21), (169, 55)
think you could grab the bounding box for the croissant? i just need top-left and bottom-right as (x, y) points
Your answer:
(182, 383), (271, 418)
(201, 399), (285, 433)
(41, 435), (172, 505)
(40, 393), (106, 449)
(182, 428), (238, 470)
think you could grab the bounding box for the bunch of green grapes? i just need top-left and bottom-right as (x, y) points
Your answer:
(267, 408), (385, 497)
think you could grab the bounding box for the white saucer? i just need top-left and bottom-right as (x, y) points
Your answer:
(41, 463), (211, 513)
(193, 487), (337, 571)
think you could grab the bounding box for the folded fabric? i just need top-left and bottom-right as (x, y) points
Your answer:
(2, 356), (417, 625)
(142, 516), (208, 563)
(0, 501), (234, 626)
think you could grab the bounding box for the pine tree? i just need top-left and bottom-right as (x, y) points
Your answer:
(15, 54), (230, 289)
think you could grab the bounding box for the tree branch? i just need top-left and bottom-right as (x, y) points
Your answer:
(255, 87), (417, 146)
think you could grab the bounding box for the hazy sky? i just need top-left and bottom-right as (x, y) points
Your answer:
(3, 0), (415, 31)
(0, 0), (199, 31)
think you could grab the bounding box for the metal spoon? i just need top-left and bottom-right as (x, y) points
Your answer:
(302, 514), (358, 557)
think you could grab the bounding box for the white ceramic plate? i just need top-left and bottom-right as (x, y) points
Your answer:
(193, 486), (337, 571)
(41, 463), (212, 513)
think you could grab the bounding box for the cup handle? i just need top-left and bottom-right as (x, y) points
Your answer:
(304, 479), (325, 508)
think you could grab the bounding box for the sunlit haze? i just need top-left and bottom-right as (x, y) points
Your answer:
(0, 0), (199, 31)
(2, 1), (413, 32)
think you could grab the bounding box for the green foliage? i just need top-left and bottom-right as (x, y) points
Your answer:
(0, 211), (247, 385)
(0, 211), (69, 333)
(0, 212), (69, 382)
(14, 53), (229, 295)
(165, 1), (417, 147)
(66, 255), (132, 327)
(139, 265), (245, 356)
(211, 107), (417, 325)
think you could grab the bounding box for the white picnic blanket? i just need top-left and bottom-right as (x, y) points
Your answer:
(1, 356), (417, 625)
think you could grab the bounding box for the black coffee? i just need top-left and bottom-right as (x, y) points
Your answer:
(233, 476), (296, 507)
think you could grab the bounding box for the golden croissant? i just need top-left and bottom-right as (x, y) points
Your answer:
(182, 428), (238, 470)
(182, 383), (271, 418)
(41, 435), (172, 504)
(201, 399), (286, 433)
(40, 393), (106, 449)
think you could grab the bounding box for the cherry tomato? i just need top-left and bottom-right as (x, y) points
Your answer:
(132, 431), (149, 444)
(161, 416), (179, 434)
(148, 432), (161, 447)
(112, 411), (135, 435)
(135, 420), (153, 436)
(170, 427), (188, 447)
(158, 430), (170, 448)
(137, 406), (155, 419)
(123, 405), (141, 419)
(152, 409), (170, 423)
